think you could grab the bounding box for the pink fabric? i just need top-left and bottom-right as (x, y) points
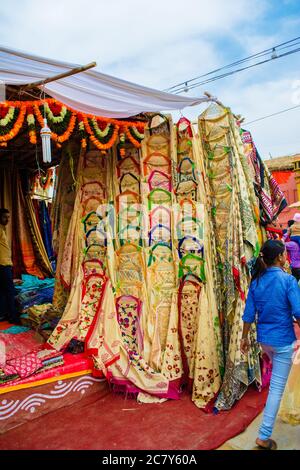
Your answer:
(4, 352), (43, 379)
(0, 331), (43, 362)
(108, 375), (180, 400)
(260, 352), (272, 390)
(0, 353), (93, 389)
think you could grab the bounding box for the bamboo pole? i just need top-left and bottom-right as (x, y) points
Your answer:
(21, 61), (97, 90)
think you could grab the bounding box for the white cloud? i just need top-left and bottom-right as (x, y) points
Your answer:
(0, 0), (267, 68)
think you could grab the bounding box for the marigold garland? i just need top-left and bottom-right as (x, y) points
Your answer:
(26, 106), (37, 144)
(124, 125), (144, 148)
(0, 104), (26, 145)
(83, 115), (119, 150)
(34, 102), (77, 144)
(0, 98), (146, 150)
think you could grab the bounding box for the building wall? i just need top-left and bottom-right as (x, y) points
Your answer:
(271, 170), (298, 228)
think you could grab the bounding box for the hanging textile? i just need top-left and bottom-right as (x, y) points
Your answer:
(48, 146), (109, 350)
(51, 142), (80, 309)
(241, 129), (287, 226)
(0, 167), (13, 261)
(39, 200), (54, 268)
(198, 104), (261, 410)
(175, 117), (222, 409)
(11, 170), (52, 279)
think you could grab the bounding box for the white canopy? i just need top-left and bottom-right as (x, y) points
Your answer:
(0, 46), (210, 118)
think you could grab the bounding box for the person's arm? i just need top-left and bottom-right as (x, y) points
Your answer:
(241, 284), (256, 354)
(287, 276), (300, 326)
(282, 230), (290, 242)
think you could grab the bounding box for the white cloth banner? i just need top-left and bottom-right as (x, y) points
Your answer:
(0, 46), (210, 118)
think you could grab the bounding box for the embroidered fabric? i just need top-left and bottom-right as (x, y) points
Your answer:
(148, 243), (176, 288)
(76, 273), (106, 342)
(119, 172), (140, 194)
(117, 156), (140, 179)
(176, 216), (203, 239)
(119, 224), (142, 246)
(148, 170), (172, 192)
(116, 190), (140, 213)
(85, 227), (107, 247)
(80, 181), (106, 204)
(149, 205), (171, 229)
(175, 180), (197, 201)
(178, 236), (204, 258)
(148, 189), (172, 209)
(149, 224), (172, 246)
(82, 259), (105, 277)
(143, 153), (171, 177)
(178, 275), (202, 380)
(117, 243), (145, 284)
(178, 157), (197, 183)
(84, 243), (107, 261)
(178, 254), (206, 282)
(116, 295), (143, 353)
(82, 211), (102, 233)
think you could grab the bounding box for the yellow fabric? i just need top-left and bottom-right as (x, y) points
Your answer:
(291, 223), (300, 237)
(0, 225), (12, 266)
(279, 358), (300, 425)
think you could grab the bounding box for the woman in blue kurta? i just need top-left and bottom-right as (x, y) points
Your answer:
(241, 239), (300, 450)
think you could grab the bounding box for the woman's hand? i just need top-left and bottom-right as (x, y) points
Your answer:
(240, 338), (251, 355)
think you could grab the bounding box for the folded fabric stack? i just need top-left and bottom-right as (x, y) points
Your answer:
(21, 303), (52, 329)
(21, 304), (63, 335)
(0, 348), (64, 386)
(36, 348), (64, 371)
(15, 275), (55, 314)
(16, 288), (54, 313)
(14, 274), (55, 294)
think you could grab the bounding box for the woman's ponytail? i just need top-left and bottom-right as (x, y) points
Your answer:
(252, 253), (267, 281)
(252, 239), (285, 282)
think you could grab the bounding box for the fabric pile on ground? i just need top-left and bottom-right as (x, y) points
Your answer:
(15, 275), (55, 314)
(20, 304), (62, 336)
(21, 303), (52, 329)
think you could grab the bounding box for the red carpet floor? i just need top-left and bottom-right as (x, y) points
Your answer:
(0, 385), (268, 450)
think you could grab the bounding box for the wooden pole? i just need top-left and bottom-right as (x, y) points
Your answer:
(21, 61), (97, 90)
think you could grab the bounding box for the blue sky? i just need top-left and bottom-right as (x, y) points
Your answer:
(0, 0), (300, 158)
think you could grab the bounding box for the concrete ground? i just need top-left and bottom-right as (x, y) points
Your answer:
(219, 413), (300, 450)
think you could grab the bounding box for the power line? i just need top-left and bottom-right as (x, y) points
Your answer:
(244, 104), (300, 125)
(172, 46), (300, 94)
(164, 36), (300, 94)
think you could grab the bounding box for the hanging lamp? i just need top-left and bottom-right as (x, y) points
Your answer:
(40, 117), (52, 163)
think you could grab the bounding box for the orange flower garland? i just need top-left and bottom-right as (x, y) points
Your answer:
(0, 104), (26, 146)
(26, 106), (37, 144)
(0, 98), (146, 150)
(83, 115), (119, 150)
(33, 103), (77, 144)
(124, 125), (143, 148)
